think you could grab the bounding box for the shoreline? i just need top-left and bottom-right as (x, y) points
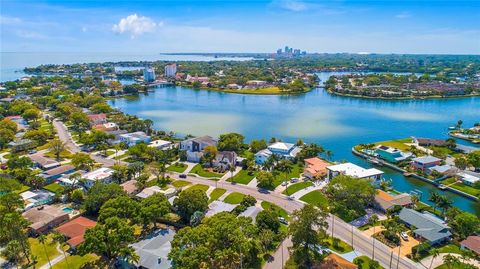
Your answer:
(326, 89), (480, 101)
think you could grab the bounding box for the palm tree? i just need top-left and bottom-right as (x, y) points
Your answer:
(120, 246), (139, 266)
(229, 165), (236, 181)
(38, 235), (52, 269)
(325, 150), (333, 161)
(52, 232), (70, 268)
(144, 119), (153, 135)
(429, 248), (439, 269)
(411, 194), (419, 209)
(276, 160), (293, 186)
(443, 254), (460, 269)
(429, 191), (441, 212)
(49, 138), (66, 161)
(437, 195), (452, 216)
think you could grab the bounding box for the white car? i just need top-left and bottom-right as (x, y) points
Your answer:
(281, 181), (288, 186)
(400, 232), (409, 241)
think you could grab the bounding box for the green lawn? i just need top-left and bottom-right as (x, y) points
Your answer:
(43, 182), (65, 194)
(223, 192), (245, 204)
(282, 181), (314, 195)
(435, 244), (463, 255)
(322, 236), (353, 254)
(271, 163), (302, 188)
(190, 164), (225, 178)
(261, 201), (289, 220)
(208, 188), (227, 203)
(440, 177), (457, 185)
(171, 180), (191, 188)
(187, 184), (209, 192)
(450, 182), (480, 196)
(44, 150), (72, 160)
(353, 255), (385, 269)
(299, 190), (329, 208)
(105, 149), (115, 156)
(14, 184), (30, 194)
(29, 234), (59, 268)
(227, 169), (255, 185)
(167, 162), (188, 173)
(52, 254), (98, 269)
(375, 138), (411, 151)
(435, 262), (472, 269)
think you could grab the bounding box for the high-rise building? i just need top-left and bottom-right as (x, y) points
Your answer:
(143, 67), (156, 82)
(164, 63), (177, 77)
(277, 49), (282, 55)
(284, 46), (289, 54)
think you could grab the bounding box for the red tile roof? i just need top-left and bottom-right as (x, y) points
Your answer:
(56, 216), (97, 247)
(87, 114), (106, 120)
(461, 236), (480, 255)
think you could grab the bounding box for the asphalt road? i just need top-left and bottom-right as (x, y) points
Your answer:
(52, 119), (125, 167)
(168, 172), (422, 269)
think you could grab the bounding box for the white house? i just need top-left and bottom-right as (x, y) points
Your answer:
(119, 131), (151, 147)
(82, 167), (114, 189)
(149, 139), (173, 150)
(180, 136), (217, 162)
(326, 162), (384, 181)
(255, 142), (301, 164)
(457, 171), (480, 186)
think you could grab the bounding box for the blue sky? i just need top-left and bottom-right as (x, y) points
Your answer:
(1, 0), (479, 54)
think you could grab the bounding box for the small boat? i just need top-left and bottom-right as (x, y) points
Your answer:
(438, 184), (447, 190)
(448, 126), (456, 130)
(403, 172), (412, 177)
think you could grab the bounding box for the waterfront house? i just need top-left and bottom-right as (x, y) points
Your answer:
(460, 236), (480, 256)
(119, 131), (151, 147)
(246, 80), (267, 87)
(303, 157), (330, 179)
(212, 151), (237, 171)
(375, 145), (413, 163)
(457, 171), (480, 186)
(254, 142), (301, 164)
(411, 156), (442, 172)
(428, 164), (458, 176)
(56, 216), (97, 249)
(82, 167), (114, 189)
(40, 164), (76, 183)
(92, 122), (118, 132)
(180, 135), (217, 163)
(398, 208), (452, 245)
(326, 162), (384, 181)
(22, 205), (69, 235)
(29, 153), (61, 170)
(412, 137), (447, 147)
(149, 139), (173, 150)
(374, 190), (413, 212)
(125, 229), (175, 269)
(87, 113), (107, 126)
(20, 189), (55, 210)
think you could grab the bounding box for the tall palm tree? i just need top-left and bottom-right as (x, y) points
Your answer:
(429, 191), (441, 212)
(443, 254), (460, 269)
(429, 249), (439, 269)
(38, 235), (52, 269)
(120, 246), (140, 266)
(325, 150), (333, 161)
(411, 194), (419, 209)
(437, 196), (452, 216)
(52, 232), (70, 268)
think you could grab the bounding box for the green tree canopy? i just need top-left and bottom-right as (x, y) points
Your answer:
(173, 189), (208, 223)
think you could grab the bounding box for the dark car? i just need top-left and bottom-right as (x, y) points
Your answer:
(179, 174), (187, 179)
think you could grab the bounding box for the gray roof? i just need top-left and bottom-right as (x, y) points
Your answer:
(189, 135), (217, 145)
(412, 155), (441, 164)
(239, 206), (262, 221)
(398, 208), (451, 243)
(130, 229), (175, 269)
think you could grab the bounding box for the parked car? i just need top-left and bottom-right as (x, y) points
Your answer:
(279, 217), (288, 225)
(400, 232), (409, 241)
(179, 174), (187, 179)
(281, 181), (288, 186)
(287, 196), (294, 200)
(28, 149), (37, 154)
(290, 177), (299, 183)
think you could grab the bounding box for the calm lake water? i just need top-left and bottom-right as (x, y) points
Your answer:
(1, 52), (479, 214)
(110, 80), (480, 215)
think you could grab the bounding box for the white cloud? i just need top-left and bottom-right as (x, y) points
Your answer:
(112, 14), (158, 38)
(0, 15), (22, 25)
(273, 0), (308, 12)
(15, 30), (46, 39)
(395, 12), (411, 19)
(82, 26), (87, 32)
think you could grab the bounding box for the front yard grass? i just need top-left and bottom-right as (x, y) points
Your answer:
(190, 164), (225, 178)
(29, 234), (59, 268)
(322, 236), (354, 254)
(353, 255), (384, 269)
(171, 180), (191, 188)
(282, 181), (313, 195)
(52, 253), (98, 269)
(227, 169), (255, 184)
(167, 162), (188, 173)
(299, 190), (329, 208)
(223, 192), (245, 204)
(44, 150), (72, 160)
(450, 182), (480, 196)
(14, 184), (30, 194)
(374, 138), (411, 151)
(261, 201), (289, 220)
(43, 182), (65, 194)
(187, 184), (209, 192)
(440, 177), (457, 185)
(208, 188), (226, 203)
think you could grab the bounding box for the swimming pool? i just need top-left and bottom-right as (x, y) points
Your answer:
(62, 207), (73, 213)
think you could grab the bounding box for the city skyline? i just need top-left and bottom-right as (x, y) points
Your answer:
(1, 0), (479, 54)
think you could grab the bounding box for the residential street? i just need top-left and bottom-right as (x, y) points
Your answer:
(52, 119), (125, 167)
(167, 172), (422, 269)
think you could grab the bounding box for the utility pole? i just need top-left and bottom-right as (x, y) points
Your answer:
(351, 225), (354, 248)
(389, 251), (393, 269)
